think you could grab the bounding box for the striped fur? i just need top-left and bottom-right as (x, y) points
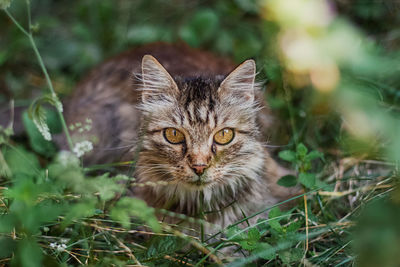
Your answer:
(62, 43), (297, 229)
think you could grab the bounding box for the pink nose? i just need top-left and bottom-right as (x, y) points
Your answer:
(191, 164), (208, 175)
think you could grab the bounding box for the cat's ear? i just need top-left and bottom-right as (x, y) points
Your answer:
(219, 59), (256, 102)
(141, 55), (179, 103)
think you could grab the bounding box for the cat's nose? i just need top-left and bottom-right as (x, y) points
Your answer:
(191, 164), (208, 175)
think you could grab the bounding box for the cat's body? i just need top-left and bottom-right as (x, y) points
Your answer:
(63, 42), (297, 227)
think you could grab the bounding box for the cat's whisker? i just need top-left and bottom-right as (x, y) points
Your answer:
(65, 44), (297, 228)
(102, 144), (137, 151)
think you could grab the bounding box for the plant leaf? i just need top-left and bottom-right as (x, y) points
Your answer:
(110, 197), (160, 232)
(299, 173), (316, 189)
(277, 175), (298, 187)
(305, 150), (324, 161)
(296, 143), (308, 157)
(278, 150), (296, 162)
(253, 242), (275, 260)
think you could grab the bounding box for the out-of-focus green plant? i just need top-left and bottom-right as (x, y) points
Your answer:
(1, 0), (399, 266)
(278, 143), (324, 189)
(261, 0), (400, 266)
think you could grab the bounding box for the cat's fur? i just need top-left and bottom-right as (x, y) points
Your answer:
(63, 43), (297, 227)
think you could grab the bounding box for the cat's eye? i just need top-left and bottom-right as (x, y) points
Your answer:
(214, 128), (234, 145)
(163, 128), (185, 144)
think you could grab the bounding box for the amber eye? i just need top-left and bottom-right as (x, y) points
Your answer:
(214, 128), (234, 145)
(163, 128), (185, 144)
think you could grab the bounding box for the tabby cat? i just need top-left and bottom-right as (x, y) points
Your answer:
(63, 43), (297, 227)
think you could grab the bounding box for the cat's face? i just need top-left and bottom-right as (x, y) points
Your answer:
(137, 55), (265, 192)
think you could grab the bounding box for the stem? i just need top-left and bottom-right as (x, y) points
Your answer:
(28, 34), (74, 150)
(5, 5), (74, 151)
(303, 194), (309, 253)
(4, 10), (29, 36)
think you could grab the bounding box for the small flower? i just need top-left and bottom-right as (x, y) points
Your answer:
(0, 0), (12, 10)
(56, 244), (67, 252)
(49, 242), (57, 248)
(73, 140), (93, 157)
(56, 150), (80, 166)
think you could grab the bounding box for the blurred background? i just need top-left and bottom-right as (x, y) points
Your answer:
(1, 0), (400, 266)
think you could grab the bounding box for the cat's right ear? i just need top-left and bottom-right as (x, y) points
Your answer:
(219, 59), (256, 103)
(141, 55), (179, 103)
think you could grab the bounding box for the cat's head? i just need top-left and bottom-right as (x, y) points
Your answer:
(137, 55), (265, 193)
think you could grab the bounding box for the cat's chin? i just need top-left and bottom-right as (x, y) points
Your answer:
(186, 180), (211, 188)
(181, 177), (215, 190)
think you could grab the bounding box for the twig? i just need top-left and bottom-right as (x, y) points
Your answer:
(317, 184), (393, 197)
(111, 234), (143, 266)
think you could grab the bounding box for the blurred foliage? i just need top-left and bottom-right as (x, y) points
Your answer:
(1, 0), (400, 266)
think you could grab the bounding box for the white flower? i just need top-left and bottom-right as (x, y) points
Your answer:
(49, 242), (57, 248)
(73, 141), (93, 157)
(56, 150), (80, 166)
(56, 244), (67, 252)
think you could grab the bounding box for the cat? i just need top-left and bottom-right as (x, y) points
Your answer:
(62, 42), (298, 228)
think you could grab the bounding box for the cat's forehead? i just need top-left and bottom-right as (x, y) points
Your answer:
(172, 78), (251, 132)
(145, 76), (257, 138)
(176, 77), (221, 107)
(172, 78), (221, 138)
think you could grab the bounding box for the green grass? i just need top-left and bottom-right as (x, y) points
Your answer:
(1, 0), (400, 266)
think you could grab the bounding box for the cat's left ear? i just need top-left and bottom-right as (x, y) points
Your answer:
(219, 59), (256, 103)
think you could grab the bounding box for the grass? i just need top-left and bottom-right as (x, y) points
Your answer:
(1, 0), (400, 266)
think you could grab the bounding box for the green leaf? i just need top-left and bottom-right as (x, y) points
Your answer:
(17, 238), (43, 267)
(3, 146), (40, 179)
(256, 218), (269, 232)
(305, 150), (324, 161)
(0, 237), (16, 258)
(179, 9), (219, 47)
(126, 25), (163, 45)
(286, 220), (302, 233)
(253, 242), (275, 260)
(23, 111), (57, 157)
(298, 173), (316, 189)
(91, 174), (123, 201)
(278, 150), (296, 162)
(269, 207), (282, 219)
(226, 225), (245, 241)
(110, 197), (160, 232)
(277, 175), (298, 187)
(147, 236), (184, 257)
(239, 228), (261, 250)
(296, 143), (308, 157)
(234, 0), (258, 13)
(62, 200), (96, 227)
(0, 214), (17, 233)
(248, 227), (261, 242)
(277, 249), (292, 265)
(268, 207), (283, 232)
